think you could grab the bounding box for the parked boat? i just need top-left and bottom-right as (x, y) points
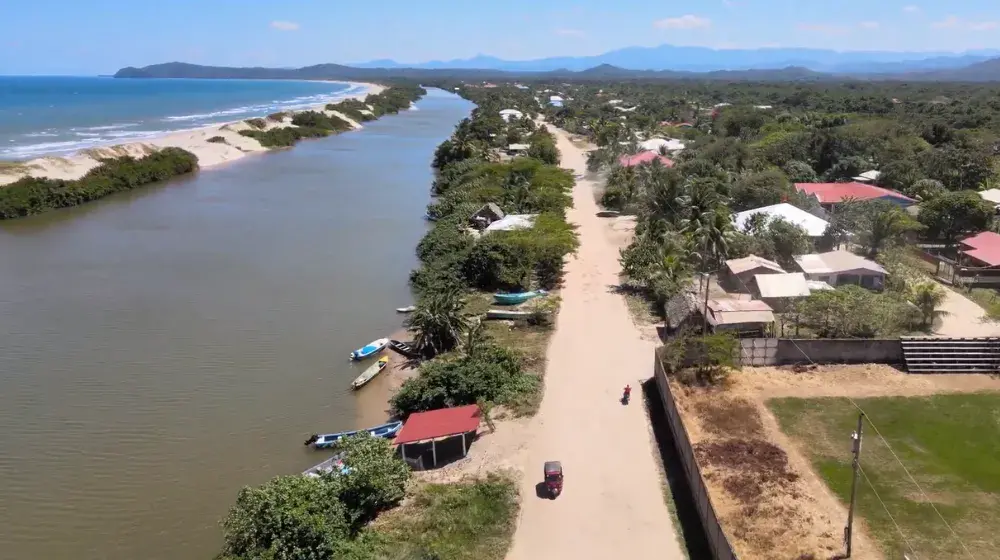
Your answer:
(493, 290), (546, 305)
(351, 356), (389, 390)
(304, 420), (404, 449)
(388, 339), (420, 358)
(303, 453), (352, 477)
(350, 337), (389, 361)
(396, 305), (417, 313)
(596, 210), (621, 218)
(486, 309), (533, 320)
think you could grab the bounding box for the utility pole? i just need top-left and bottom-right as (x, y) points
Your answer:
(701, 271), (711, 335)
(845, 412), (865, 557)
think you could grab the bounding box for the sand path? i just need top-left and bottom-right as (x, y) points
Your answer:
(505, 127), (685, 560)
(932, 287), (1000, 337)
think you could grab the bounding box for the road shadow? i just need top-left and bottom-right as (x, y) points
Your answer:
(534, 482), (552, 500)
(641, 377), (713, 559)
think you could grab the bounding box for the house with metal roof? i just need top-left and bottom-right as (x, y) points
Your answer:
(618, 151), (674, 168)
(959, 231), (1000, 268)
(723, 254), (785, 292)
(733, 203), (830, 237)
(704, 298), (775, 336)
(794, 182), (915, 210)
(751, 272), (811, 311)
(793, 250), (887, 290)
(396, 404), (481, 470)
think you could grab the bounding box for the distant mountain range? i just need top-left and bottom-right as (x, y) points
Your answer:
(114, 56), (1000, 83)
(352, 45), (1000, 74)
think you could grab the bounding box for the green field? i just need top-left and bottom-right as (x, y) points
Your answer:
(769, 393), (1000, 559)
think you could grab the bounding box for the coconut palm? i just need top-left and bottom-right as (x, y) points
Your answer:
(911, 282), (947, 329)
(405, 288), (470, 357)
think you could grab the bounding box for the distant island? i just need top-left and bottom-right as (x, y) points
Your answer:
(114, 59), (1000, 82)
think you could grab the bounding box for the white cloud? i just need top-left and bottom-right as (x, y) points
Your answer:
(932, 16), (998, 31)
(653, 15), (712, 30)
(554, 28), (586, 37)
(902, 5), (921, 14)
(859, 21), (880, 29)
(270, 21), (300, 31)
(795, 23), (852, 36)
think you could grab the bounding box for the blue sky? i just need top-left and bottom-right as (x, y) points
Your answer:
(4, 0), (1000, 74)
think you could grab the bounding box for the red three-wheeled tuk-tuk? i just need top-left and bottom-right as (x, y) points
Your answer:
(543, 461), (563, 499)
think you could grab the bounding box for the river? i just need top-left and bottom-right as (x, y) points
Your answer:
(0, 89), (473, 560)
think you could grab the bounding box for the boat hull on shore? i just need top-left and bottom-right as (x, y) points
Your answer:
(388, 339), (420, 358)
(303, 453), (352, 477)
(493, 290), (546, 305)
(486, 309), (532, 320)
(350, 337), (389, 360)
(351, 356), (389, 390)
(305, 420), (403, 449)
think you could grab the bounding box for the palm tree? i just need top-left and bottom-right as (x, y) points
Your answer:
(911, 283), (947, 329)
(405, 288), (470, 357)
(859, 207), (921, 258)
(681, 179), (733, 271)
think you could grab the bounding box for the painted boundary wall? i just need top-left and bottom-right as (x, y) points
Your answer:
(736, 338), (903, 367)
(652, 351), (739, 560)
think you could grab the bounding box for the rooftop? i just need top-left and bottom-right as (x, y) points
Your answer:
(795, 250), (887, 275)
(618, 151), (674, 168)
(978, 189), (1000, 206)
(484, 213), (537, 233)
(394, 404), (481, 445)
(726, 254), (785, 275)
(733, 203), (830, 237)
(639, 138), (685, 153)
(753, 272), (810, 298)
(960, 231), (1000, 267)
(853, 170), (881, 183)
(794, 182), (915, 205)
(705, 298), (775, 326)
(507, 143), (530, 151)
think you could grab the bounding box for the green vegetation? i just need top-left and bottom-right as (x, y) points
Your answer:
(206, 136), (226, 143)
(244, 117), (267, 130)
(0, 148), (198, 219)
(769, 394), (1000, 559)
(239, 125), (333, 147)
(266, 111), (287, 122)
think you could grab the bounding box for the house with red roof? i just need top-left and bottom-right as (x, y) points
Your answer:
(794, 182), (915, 211)
(959, 231), (1000, 268)
(618, 151), (675, 168)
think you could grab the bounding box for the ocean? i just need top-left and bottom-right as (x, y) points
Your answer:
(0, 76), (360, 160)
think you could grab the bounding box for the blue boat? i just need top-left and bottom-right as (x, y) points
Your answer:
(493, 290), (546, 305)
(304, 420), (403, 449)
(350, 337), (389, 361)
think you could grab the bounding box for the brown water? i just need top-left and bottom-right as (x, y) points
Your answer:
(0, 89), (473, 560)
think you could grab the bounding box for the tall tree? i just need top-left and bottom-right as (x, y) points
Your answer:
(406, 288), (470, 357)
(918, 190), (994, 245)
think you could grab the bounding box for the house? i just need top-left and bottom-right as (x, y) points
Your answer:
(751, 272), (810, 311)
(794, 250), (887, 290)
(704, 298), (775, 336)
(498, 109), (523, 122)
(506, 143), (530, 156)
(639, 138), (685, 153)
(395, 404), (480, 470)
(852, 170), (881, 184)
(469, 203), (505, 230)
(733, 203), (830, 237)
(977, 189), (1000, 212)
(483, 213), (537, 234)
(618, 151), (674, 168)
(958, 231), (1000, 268)
(548, 95), (564, 107)
(794, 182), (915, 210)
(723, 254), (785, 293)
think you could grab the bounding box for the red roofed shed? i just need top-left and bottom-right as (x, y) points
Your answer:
(618, 151), (674, 168)
(960, 231), (1000, 267)
(396, 405), (481, 468)
(794, 182), (915, 208)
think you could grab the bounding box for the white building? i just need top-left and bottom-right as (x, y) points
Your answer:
(499, 109), (524, 122)
(733, 203), (830, 237)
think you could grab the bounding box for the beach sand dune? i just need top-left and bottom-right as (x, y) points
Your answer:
(0, 83), (384, 187)
(504, 126), (685, 559)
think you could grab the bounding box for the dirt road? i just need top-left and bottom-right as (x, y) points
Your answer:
(933, 288), (1000, 337)
(505, 128), (685, 559)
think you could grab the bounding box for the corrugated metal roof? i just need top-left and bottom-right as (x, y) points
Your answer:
(618, 152), (674, 168)
(484, 214), (537, 233)
(754, 272), (810, 298)
(794, 182), (914, 205)
(978, 189), (1000, 205)
(794, 250), (886, 275)
(726, 254), (785, 275)
(733, 203), (830, 237)
(960, 231), (1000, 267)
(706, 298), (775, 326)
(395, 405), (481, 445)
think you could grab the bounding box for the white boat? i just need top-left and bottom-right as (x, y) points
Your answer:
(396, 305), (417, 313)
(351, 356), (389, 390)
(350, 337), (389, 361)
(486, 309), (533, 320)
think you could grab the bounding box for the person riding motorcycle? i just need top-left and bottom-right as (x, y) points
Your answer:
(623, 384), (632, 403)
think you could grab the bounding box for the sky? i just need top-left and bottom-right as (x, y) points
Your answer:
(4, 0), (1000, 74)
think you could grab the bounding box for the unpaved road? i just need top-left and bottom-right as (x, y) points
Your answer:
(505, 128), (685, 559)
(933, 287), (1000, 337)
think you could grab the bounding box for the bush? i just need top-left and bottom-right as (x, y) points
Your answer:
(266, 112), (287, 122)
(206, 136), (226, 143)
(791, 285), (920, 338)
(245, 117), (267, 130)
(391, 343), (537, 416)
(290, 110), (353, 132)
(239, 126), (331, 147)
(0, 148), (199, 219)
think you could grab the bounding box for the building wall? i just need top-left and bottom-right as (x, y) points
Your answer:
(802, 268), (884, 290)
(734, 338), (903, 366)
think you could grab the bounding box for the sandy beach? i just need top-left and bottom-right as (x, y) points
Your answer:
(0, 82), (385, 187)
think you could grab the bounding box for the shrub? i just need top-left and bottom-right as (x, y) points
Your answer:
(266, 112), (287, 122)
(206, 136), (226, 144)
(244, 117), (267, 130)
(290, 110), (352, 132)
(0, 148), (199, 219)
(239, 126), (331, 148)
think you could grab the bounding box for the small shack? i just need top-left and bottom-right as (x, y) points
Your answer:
(470, 203), (505, 230)
(704, 299), (775, 337)
(723, 254), (785, 293)
(395, 405), (481, 470)
(752, 272), (810, 311)
(506, 143), (530, 156)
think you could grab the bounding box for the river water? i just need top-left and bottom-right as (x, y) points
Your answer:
(0, 89), (473, 560)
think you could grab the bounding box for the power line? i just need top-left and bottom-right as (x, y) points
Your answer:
(858, 463), (920, 560)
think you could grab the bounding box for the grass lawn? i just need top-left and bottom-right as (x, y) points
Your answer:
(769, 393), (1000, 559)
(368, 473), (519, 560)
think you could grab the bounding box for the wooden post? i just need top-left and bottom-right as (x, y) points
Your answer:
(845, 413), (864, 557)
(462, 432), (467, 456)
(401, 444), (406, 462)
(702, 272), (711, 335)
(432, 440), (438, 467)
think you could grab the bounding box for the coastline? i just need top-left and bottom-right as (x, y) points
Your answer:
(0, 81), (386, 187)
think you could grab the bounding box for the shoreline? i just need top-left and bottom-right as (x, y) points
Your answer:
(0, 81), (386, 187)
